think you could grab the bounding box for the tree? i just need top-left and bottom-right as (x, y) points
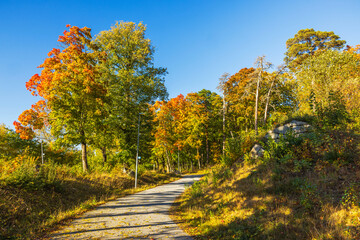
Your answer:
(284, 28), (346, 70)
(217, 73), (230, 157)
(94, 21), (167, 165)
(224, 68), (256, 133)
(197, 89), (222, 165)
(151, 96), (185, 172)
(14, 25), (106, 172)
(253, 56), (272, 135)
(296, 49), (360, 116)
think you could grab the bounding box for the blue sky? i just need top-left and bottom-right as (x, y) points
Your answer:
(1, 0), (360, 128)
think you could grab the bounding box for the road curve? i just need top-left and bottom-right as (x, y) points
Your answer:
(50, 175), (202, 240)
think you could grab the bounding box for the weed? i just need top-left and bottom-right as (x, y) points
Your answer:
(341, 183), (360, 208)
(300, 181), (321, 211)
(190, 180), (204, 198)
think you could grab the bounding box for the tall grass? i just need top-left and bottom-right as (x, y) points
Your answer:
(171, 122), (360, 239)
(0, 155), (179, 239)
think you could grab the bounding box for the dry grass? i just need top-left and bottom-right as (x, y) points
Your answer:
(171, 161), (360, 239)
(0, 165), (179, 239)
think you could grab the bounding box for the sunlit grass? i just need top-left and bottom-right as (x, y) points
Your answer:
(0, 162), (179, 239)
(171, 159), (360, 239)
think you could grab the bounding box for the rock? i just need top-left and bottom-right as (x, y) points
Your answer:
(249, 120), (311, 159)
(265, 131), (279, 140)
(292, 126), (308, 133)
(250, 144), (264, 159)
(273, 125), (290, 134)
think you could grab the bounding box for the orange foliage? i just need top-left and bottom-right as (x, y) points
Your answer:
(15, 25), (105, 140)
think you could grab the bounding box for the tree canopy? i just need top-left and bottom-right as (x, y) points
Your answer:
(284, 28), (346, 70)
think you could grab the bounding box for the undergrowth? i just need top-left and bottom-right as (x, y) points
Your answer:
(171, 124), (360, 239)
(0, 160), (179, 239)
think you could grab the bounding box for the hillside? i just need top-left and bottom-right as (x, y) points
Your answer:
(171, 120), (360, 239)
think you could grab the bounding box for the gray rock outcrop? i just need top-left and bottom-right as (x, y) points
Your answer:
(250, 120), (311, 159)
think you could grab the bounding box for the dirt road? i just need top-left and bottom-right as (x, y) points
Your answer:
(50, 175), (202, 239)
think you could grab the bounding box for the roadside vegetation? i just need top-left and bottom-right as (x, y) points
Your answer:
(171, 29), (360, 239)
(2, 21), (360, 239)
(172, 119), (360, 239)
(0, 125), (179, 239)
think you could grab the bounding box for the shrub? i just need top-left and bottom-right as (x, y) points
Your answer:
(341, 183), (360, 208)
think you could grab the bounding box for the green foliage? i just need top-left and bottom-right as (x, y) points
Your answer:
(299, 181), (321, 210)
(210, 166), (233, 187)
(296, 49), (359, 117)
(223, 131), (257, 167)
(284, 28), (346, 70)
(2, 158), (61, 191)
(0, 125), (39, 160)
(94, 21), (167, 166)
(341, 183), (360, 208)
(315, 91), (350, 129)
(190, 180), (204, 198)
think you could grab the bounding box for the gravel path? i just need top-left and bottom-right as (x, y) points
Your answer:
(50, 175), (202, 240)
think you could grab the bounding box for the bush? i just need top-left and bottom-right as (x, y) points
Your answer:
(1, 153), (61, 191)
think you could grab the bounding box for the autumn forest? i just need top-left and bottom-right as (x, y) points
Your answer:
(2, 21), (360, 239)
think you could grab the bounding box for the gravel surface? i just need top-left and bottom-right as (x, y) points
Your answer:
(50, 175), (202, 240)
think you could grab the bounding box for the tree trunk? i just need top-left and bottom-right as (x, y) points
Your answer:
(264, 78), (275, 124)
(255, 78), (260, 136)
(177, 149), (181, 173)
(264, 67), (284, 124)
(197, 148), (201, 170)
(255, 69), (261, 136)
(161, 156), (166, 173)
(165, 148), (171, 173)
(205, 127), (209, 165)
(222, 95), (226, 157)
(81, 142), (89, 172)
(155, 157), (159, 171)
(102, 147), (107, 166)
(311, 79), (316, 114)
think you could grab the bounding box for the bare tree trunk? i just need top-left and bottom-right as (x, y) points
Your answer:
(81, 142), (88, 172)
(264, 66), (285, 124)
(218, 73), (229, 158)
(255, 74), (260, 136)
(264, 79), (275, 125)
(222, 95), (226, 156)
(254, 56), (270, 136)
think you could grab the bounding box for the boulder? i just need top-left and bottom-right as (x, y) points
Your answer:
(249, 120), (312, 159)
(250, 143), (264, 159)
(273, 125), (290, 134)
(285, 120), (307, 127)
(265, 131), (279, 140)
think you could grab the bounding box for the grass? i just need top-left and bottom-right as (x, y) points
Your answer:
(171, 128), (360, 239)
(0, 162), (179, 240)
